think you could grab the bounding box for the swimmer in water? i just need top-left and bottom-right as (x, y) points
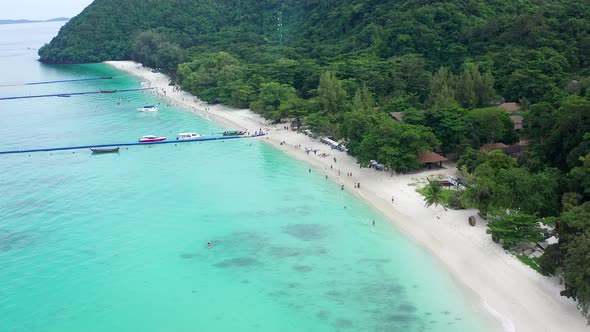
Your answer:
(207, 241), (212, 249)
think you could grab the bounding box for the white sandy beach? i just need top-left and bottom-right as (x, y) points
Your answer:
(106, 60), (588, 332)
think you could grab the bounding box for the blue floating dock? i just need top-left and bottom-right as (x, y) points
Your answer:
(0, 133), (265, 155)
(0, 75), (124, 88)
(0, 87), (155, 101)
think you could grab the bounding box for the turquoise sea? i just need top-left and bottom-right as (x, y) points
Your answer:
(0, 22), (488, 331)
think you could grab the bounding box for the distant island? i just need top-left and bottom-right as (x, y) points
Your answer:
(0, 17), (69, 25)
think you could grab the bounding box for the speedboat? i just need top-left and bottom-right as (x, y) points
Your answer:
(138, 105), (158, 112)
(139, 135), (167, 142)
(177, 132), (204, 140)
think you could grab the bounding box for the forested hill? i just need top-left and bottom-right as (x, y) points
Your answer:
(39, 0), (590, 70)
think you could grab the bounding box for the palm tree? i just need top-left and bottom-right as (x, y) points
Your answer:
(423, 178), (445, 210)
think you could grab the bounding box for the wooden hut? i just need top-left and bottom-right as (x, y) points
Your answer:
(510, 115), (524, 130)
(499, 102), (520, 113)
(417, 151), (448, 168)
(501, 141), (528, 157)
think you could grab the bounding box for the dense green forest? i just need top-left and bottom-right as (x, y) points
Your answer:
(40, 0), (590, 322)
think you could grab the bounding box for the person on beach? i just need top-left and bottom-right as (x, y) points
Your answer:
(341, 185), (344, 190)
(391, 196), (394, 203)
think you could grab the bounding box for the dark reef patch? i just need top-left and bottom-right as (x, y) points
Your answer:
(335, 319), (354, 328)
(0, 230), (32, 251)
(214, 257), (260, 268)
(180, 253), (196, 259)
(363, 282), (405, 298)
(398, 304), (417, 313)
(283, 223), (329, 241)
(317, 310), (330, 320)
(268, 246), (300, 257)
(385, 314), (416, 323)
(358, 258), (390, 264)
(281, 206), (313, 217)
(216, 231), (269, 252)
(292, 265), (313, 273)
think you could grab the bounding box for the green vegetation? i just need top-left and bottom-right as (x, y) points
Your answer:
(516, 254), (543, 275)
(416, 186), (455, 209)
(486, 212), (544, 249)
(39, 0), (590, 322)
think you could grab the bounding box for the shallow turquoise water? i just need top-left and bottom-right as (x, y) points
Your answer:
(0, 22), (486, 331)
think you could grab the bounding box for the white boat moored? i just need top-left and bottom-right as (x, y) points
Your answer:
(177, 132), (204, 140)
(138, 105), (158, 112)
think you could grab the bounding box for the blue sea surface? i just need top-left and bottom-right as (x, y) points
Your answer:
(0, 22), (487, 331)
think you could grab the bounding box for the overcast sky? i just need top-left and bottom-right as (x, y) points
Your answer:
(3, 0), (94, 20)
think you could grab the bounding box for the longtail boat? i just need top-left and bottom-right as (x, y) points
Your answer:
(90, 147), (120, 153)
(222, 130), (246, 136)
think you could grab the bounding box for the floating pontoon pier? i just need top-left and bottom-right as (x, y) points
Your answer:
(0, 87), (155, 101)
(0, 133), (265, 155)
(0, 75), (130, 88)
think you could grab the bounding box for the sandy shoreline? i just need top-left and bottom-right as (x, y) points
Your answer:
(106, 60), (588, 332)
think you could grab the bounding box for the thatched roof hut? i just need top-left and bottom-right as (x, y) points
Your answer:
(417, 150), (448, 168)
(499, 102), (520, 113)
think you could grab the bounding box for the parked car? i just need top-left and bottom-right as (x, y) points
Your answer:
(303, 129), (317, 139)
